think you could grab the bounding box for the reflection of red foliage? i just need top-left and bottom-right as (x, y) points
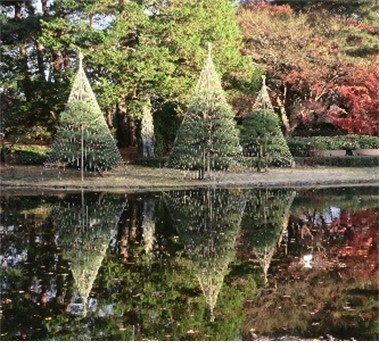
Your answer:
(324, 209), (378, 258)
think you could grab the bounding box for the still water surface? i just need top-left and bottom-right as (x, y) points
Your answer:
(0, 187), (378, 340)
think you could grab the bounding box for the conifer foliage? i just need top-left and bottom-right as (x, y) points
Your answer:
(167, 45), (242, 177)
(46, 55), (122, 172)
(239, 76), (294, 171)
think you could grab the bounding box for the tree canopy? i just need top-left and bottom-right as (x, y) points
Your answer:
(1, 0), (377, 158)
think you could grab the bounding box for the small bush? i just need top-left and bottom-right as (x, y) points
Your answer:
(11, 145), (48, 165)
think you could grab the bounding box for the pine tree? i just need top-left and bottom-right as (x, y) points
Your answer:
(167, 45), (242, 177)
(239, 76), (294, 171)
(46, 55), (122, 172)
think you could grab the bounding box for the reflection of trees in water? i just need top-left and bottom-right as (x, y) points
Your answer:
(141, 199), (156, 258)
(52, 192), (124, 316)
(164, 189), (245, 321)
(242, 189), (296, 283)
(243, 268), (379, 341)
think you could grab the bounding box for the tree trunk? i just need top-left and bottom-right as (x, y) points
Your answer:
(116, 101), (138, 147)
(19, 45), (32, 101)
(41, 0), (48, 15)
(52, 51), (61, 72)
(62, 50), (71, 69)
(36, 42), (45, 80)
(140, 97), (155, 158)
(15, 2), (21, 20)
(276, 93), (291, 137)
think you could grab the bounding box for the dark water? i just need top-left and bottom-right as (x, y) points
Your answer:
(0, 187), (378, 341)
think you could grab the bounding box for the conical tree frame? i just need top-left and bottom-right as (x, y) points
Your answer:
(167, 44), (242, 177)
(46, 54), (123, 175)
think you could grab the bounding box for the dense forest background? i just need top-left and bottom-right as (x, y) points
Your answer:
(1, 0), (378, 156)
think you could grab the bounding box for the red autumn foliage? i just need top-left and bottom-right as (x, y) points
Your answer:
(238, 2), (379, 136)
(328, 64), (379, 135)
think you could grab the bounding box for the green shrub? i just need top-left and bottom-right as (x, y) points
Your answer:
(11, 145), (48, 165)
(287, 135), (379, 157)
(354, 135), (379, 149)
(295, 156), (379, 167)
(133, 157), (168, 167)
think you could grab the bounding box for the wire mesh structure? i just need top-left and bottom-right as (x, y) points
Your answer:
(45, 54), (122, 178)
(167, 44), (242, 178)
(164, 188), (245, 321)
(252, 75), (274, 112)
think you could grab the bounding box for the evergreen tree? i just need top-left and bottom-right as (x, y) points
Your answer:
(239, 76), (294, 171)
(46, 55), (122, 172)
(167, 46), (242, 177)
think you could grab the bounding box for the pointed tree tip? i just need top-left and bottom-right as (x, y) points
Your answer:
(78, 53), (84, 69)
(207, 42), (213, 57)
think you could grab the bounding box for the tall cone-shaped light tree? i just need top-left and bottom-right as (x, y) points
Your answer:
(167, 45), (242, 178)
(164, 188), (245, 322)
(239, 75), (294, 171)
(46, 54), (122, 174)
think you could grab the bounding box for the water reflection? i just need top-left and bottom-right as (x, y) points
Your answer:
(52, 192), (125, 316)
(242, 189), (296, 283)
(0, 187), (377, 340)
(164, 189), (245, 322)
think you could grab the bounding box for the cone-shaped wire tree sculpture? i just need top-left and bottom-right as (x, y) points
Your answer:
(52, 192), (125, 316)
(46, 54), (122, 178)
(167, 44), (242, 179)
(164, 189), (245, 322)
(241, 189), (296, 283)
(239, 75), (294, 171)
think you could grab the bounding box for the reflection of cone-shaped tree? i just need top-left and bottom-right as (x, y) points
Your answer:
(240, 76), (294, 170)
(167, 45), (241, 176)
(242, 189), (296, 283)
(164, 189), (245, 321)
(46, 54), (122, 171)
(52, 193), (124, 315)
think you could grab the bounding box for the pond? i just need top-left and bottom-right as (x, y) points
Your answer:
(0, 186), (378, 341)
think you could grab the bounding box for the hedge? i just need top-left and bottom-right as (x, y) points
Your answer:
(2, 144), (49, 165)
(295, 156), (379, 168)
(287, 135), (379, 157)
